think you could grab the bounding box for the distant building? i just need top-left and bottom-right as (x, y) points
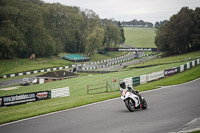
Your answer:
(36, 70), (79, 84)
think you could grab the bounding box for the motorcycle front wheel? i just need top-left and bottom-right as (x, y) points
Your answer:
(142, 99), (148, 109)
(124, 99), (135, 112)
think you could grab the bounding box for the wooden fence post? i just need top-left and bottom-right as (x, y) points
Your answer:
(87, 85), (89, 94)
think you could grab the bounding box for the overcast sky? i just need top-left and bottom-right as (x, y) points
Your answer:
(42, 0), (199, 23)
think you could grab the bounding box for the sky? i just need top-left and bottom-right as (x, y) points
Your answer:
(42, 0), (200, 24)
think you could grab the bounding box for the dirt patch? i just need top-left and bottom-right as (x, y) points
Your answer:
(0, 86), (21, 91)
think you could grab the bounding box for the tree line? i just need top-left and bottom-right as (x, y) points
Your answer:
(155, 7), (200, 56)
(121, 19), (153, 28)
(0, 0), (125, 59)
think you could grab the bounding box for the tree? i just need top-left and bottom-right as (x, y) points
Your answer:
(191, 7), (200, 50)
(103, 20), (122, 48)
(85, 27), (104, 56)
(0, 0), (124, 58)
(155, 7), (195, 56)
(0, 37), (17, 58)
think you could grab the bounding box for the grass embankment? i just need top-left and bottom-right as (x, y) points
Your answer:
(189, 131), (200, 133)
(124, 27), (156, 48)
(126, 51), (200, 69)
(0, 52), (127, 76)
(0, 61), (200, 124)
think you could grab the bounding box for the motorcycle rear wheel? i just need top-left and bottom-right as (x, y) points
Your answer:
(124, 99), (135, 112)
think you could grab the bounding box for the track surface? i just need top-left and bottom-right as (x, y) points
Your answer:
(0, 79), (200, 133)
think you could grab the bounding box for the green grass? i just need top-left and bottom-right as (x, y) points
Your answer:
(0, 52), (127, 76)
(0, 50), (199, 124)
(90, 52), (127, 62)
(1, 50), (200, 96)
(189, 131), (200, 133)
(126, 50), (200, 69)
(0, 64), (199, 124)
(124, 27), (156, 48)
(135, 65), (200, 91)
(0, 61), (193, 97)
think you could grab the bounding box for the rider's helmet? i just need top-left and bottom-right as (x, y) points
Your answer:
(120, 81), (126, 89)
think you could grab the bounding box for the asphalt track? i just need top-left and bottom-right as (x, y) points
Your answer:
(0, 79), (200, 133)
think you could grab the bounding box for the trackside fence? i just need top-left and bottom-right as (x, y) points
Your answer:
(87, 78), (120, 94)
(123, 58), (200, 87)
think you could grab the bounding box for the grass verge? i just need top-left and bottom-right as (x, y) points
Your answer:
(124, 27), (156, 48)
(0, 52), (127, 76)
(189, 131), (200, 133)
(0, 65), (199, 125)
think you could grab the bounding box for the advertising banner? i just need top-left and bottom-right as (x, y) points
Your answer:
(164, 68), (177, 76)
(146, 71), (164, 82)
(2, 93), (36, 106)
(0, 98), (3, 107)
(132, 77), (140, 86)
(104, 48), (158, 52)
(36, 91), (51, 100)
(0, 91), (51, 107)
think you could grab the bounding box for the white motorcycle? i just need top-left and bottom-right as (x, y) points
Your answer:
(121, 89), (148, 112)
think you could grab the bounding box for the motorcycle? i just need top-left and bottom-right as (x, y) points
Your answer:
(121, 89), (147, 112)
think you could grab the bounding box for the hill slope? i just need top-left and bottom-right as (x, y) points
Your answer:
(124, 27), (156, 48)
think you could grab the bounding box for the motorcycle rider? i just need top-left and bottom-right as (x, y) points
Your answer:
(120, 81), (141, 99)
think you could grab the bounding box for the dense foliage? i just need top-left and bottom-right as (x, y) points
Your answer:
(0, 0), (125, 58)
(122, 19), (153, 28)
(155, 7), (200, 56)
(154, 20), (168, 29)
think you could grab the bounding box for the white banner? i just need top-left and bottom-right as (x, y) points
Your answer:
(192, 61), (195, 67)
(10, 74), (15, 77)
(187, 62), (190, 69)
(123, 77), (133, 86)
(51, 87), (70, 98)
(140, 75), (147, 84)
(180, 65), (184, 72)
(26, 72), (31, 75)
(146, 71), (164, 82)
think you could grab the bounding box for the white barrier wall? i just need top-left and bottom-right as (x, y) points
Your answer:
(187, 62), (190, 69)
(197, 59), (200, 65)
(140, 75), (147, 84)
(180, 65), (184, 72)
(51, 87), (70, 98)
(146, 71), (164, 82)
(192, 61), (195, 67)
(123, 77), (133, 86)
